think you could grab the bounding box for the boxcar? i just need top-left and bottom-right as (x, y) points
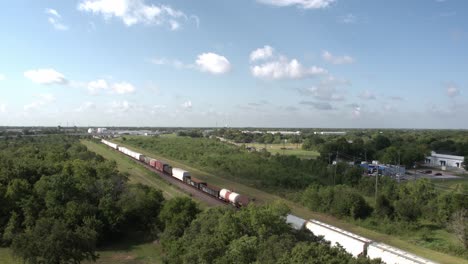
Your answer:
(185, 177), (206, 189)
(172, 168), (190, 181)
(163, 164), (172, 175)
(200, 183), (221, 198)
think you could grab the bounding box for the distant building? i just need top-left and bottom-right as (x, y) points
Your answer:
(314, 131), (347, 136)
(425, 151), (464, 169)
(241, 130), (301, 135)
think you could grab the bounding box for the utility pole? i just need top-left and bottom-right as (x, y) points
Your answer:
(333, 151), (338, 185)
(375, 173), (378, 204)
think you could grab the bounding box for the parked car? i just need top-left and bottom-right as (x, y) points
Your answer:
(434, 172), (443, 176)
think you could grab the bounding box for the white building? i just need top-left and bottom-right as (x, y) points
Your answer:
(425, 151), (464, 169)
(314, 131), (347, 135)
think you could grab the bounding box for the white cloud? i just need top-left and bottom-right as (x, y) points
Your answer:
(45, 8), (69, 31)
(446, 83), (460, 97)
(322, 51), (354, 65)
(257, 0), (335, 9)
(252, 57), (326, 80)
(298, 75), (349, 101)
(339, 13), (357, 24)
(109, 100), (134, 113)
(359, 90), (376, 100)
(112, 82), (136, 94)
(0, 104), (6, 113)
(196, 53), (231, 74)
(87, 79), (109, 94)
(85, 79), (136, 94)
(75, 101), (96, 112)
(0, 74), (5, 81)
(78, 0), (194, 29)
(24, 94), (55, 111)
(150, 57), (192, 69)
(250, 45), (274, 62)
(181, 100), (192, 109)
(24, 69), (68, 85)
(351, 106), (361, 118)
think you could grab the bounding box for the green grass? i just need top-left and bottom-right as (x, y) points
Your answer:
(224, 141), (320, 159)
(112, 136), (468, 264)
(1, 238), (164, 264)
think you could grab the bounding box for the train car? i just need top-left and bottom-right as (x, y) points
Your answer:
(163, 164), (172, 175)
(305, 219), (372, 257)
(367, 242), (436, 264)
(200, 183), (221, 198)
(149, 159), (157, 168)
(220, 189), (240, 204)
(155, 160), (164, 172)
(185, 177), (206, 189)
(143, 156), (151, 164)
(101, 139), (118, 150)
(172, 168), (190, 181)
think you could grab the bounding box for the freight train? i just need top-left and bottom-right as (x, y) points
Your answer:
(286, 215), (437, 264)
(100, 139), (249, 208)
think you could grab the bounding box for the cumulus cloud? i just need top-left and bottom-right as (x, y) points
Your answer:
(196, 53), (231, 74)
(251, 57), (326, 80)
(446, 83), (460, 97)
(257, 0), (335, 9)
(45, 8), (69, 30)
(78, 0), (194, 30)
(351, 106), (361, 118)
(109, 100), (133, 113)
(150, 58), (192, 69)
(24, 69), (68, 85)
(87, 79), (109, 94)
(322, 51), (354, 65)
(298, 76), (349, 101)
(250, 46), (326, 80)
(359, 90), (376, 100)
(181, 100), (192, 109)
(250, 45), (274, 62)
(112, 82), (136, 94)
(86, 79), (136, 94)
(300, 101), (334, 110)
(24, 94), (55, 111)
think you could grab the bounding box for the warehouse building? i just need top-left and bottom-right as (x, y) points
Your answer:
(425, 151), (464, 169)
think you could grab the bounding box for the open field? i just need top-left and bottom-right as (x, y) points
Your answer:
(220, 139), (320, 159)
(112, 136), (467, 264)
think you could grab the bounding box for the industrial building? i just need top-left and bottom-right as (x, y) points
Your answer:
(425, 151), (464, 169)
(313, 131), (347, 135)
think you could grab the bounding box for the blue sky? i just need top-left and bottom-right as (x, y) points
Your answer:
(0, 0), (467, 128)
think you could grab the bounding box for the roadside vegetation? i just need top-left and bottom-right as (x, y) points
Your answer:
(117, 132), (468, 260)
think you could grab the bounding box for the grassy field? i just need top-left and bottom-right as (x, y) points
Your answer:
(222, 139), (320, 159)
(112, 136), (467, 264)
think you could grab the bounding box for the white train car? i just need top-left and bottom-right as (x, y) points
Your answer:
(367, 242), (437, 264)
(305, 219), (372, 257)
(172, 168), (190, 181)
(286, 214), (306, 230)
(220, 189), (240, 204)
(101, 139), (118, 150)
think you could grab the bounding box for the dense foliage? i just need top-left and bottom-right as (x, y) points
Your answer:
(0, 136), (165, 263)
(120, 136), (332, 189)
(161, 202), (383, 264)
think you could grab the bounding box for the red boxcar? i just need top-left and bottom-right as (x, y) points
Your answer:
(155, 160), (164, 172)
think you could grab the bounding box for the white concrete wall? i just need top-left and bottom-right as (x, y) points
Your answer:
(305, 220), (371, 257)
